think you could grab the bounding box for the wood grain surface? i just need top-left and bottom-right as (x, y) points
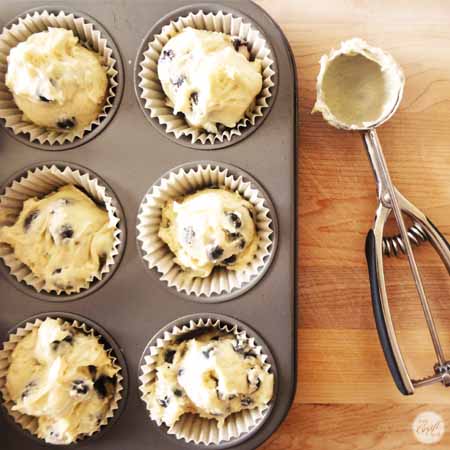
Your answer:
(253, 0), (450, 448)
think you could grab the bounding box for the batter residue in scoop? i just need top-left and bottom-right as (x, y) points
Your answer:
(6, 318), (118, 444)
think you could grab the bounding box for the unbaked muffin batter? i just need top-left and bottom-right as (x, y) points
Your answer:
(157, 27), (263, 133)
(158, 188), (258, 278)
(146, 331), (273, 427)
(6, 27), (108, 132)
(0, 184), (114, 293)
(6, 318), (118, 444)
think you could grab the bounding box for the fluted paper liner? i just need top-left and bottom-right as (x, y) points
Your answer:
(0, 317), (124, 444)
(0, 164), (122, 295)
(138, 9), (275, 145)
(137, 164), (274, 298)
(139, 317), (274, 445)
(0, 10), (119, 146)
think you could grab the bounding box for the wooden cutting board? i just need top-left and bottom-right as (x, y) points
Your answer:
(254, 0), (450, 448)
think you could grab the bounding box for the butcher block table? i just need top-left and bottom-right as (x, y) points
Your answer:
(254, 0), (450, 449)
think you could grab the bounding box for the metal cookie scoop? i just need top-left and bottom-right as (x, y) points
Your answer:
(314, 38), (450, 395)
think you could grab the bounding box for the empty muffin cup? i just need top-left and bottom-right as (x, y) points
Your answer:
(0, 9), (122, 149)
(0, 162), (124, 299)
(136, 162), (277, 301)
(0, 313), (126, 445)
(139, 314), (276, 446)
(136, 7), (276, 147)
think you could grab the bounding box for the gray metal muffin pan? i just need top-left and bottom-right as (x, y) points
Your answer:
(0, 1), (297, 449)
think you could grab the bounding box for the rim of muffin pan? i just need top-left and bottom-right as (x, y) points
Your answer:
(133, 3), (279, 150)
(0, 6), (125, 151)
(138, 312), (278, 448)
(136, 160), (279, 303)
(0, 161), (127, 302)
(0, 311), (129, 446)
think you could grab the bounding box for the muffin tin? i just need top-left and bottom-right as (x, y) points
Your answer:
(0, 1), (297, 449)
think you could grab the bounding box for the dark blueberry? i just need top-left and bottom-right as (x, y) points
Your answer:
(241, 397), (253, 407)
(238, 239), (246, 249)
(23, 209), (39, 231)
(60, 224), (74, 239)
(56, 117), (76, 129)
(202, 347), (214, 359)
(71, 379), (89, 395)
(63, 334), (73, 344)
(158, 396), (170, 408)
(171, 76), (185, 88)
(183, 226), (195, 245)
(94, 375), (115, 399)
(98, 253), (107, 271)
(164, 349), (176, 364)
(225, 231), (241, 241)
(173, 389), (183, 397)
(223, 255), (237, 265)
(39, 95), (51, 102)
(231, 37), (249, 52)
(52, 268), (62, 275)
(227, 212), (242, 228)
(190, 91), (199, 106)
(21, 381), (36, 400)
(88, 365), (97, 377)
(160, 49), (175, 61)
(177, 368), (184, 377)
(208, 245), (224, 261)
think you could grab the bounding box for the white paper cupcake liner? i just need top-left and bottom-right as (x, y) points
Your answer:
(0, 9), (120, 146)
(136, 163), (276, 299)
(137, 9), (275, 145)
(0, 316), (124, 444)
(0, 163), (122, 296)
(139, 316), (275, 445)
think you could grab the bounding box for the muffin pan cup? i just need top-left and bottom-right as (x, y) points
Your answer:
(135, 3), (277, 149)
(0, 1), (297, 449)
(0, 161), (126, 300)
(0, 7), (124, 150)
(139, 313), (277, 446)
(136, 161), (278, 301)
(0, 312), (128, 446)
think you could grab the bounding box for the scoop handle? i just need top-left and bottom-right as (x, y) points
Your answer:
(365, 230), (411, 395)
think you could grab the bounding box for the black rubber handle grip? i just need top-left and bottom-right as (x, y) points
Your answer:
(365, 230), (410, 395)
(427, 217), (450, 251)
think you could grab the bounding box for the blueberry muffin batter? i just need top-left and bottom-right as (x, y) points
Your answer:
(157, 27), (263, 133)
(6, 27), (108, 132)
(6, 318), (118, 444)
(158, 188), (258, 278)
(146, 330), (273, 428)
(0, 184), (114, 293)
